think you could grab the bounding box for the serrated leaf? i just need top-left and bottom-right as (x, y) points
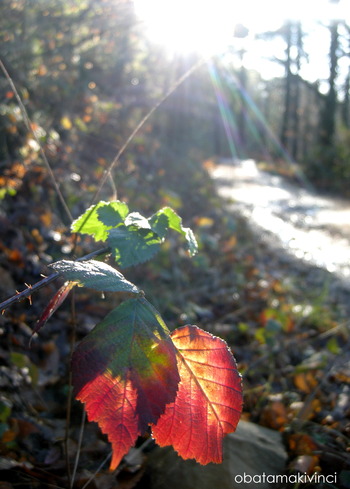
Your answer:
(107, 225), (162, 268)
(30, 281), (75, 344)
(149, 207), (198, 256)
(50, 259), (139, 293)
(148, 212), (169, 239)
(72, 298), (180, 470)
(152, 325), (243, 464)
(71, 201), (129, 241)
(97, 203), (129, 227)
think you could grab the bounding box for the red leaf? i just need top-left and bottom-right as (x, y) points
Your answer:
(151, 325), (243, 464)
(30, 281), (75, 345)
(76, 370), (139, 469)
(72, 298), (180, 470)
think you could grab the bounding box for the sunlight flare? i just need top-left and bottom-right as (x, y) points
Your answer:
(134, 0), (350, 77)
(134, 0), (240, 57)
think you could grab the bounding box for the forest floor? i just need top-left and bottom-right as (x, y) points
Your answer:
(0, 157), (350, 488)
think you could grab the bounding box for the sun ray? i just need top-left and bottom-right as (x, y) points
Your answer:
(208, 62), (239, 159)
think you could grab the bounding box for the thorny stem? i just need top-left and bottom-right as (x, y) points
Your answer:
(0, 246), (110, 312)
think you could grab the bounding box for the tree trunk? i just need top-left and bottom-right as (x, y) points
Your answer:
(319, 21), (339, 147)
(280, 22), (292, 151)
(291, 23), (303, 161)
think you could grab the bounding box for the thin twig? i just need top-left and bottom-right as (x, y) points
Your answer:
(0, 246), (110, 312)
(65, 287), (77, 488)
(74, 57), (205, 237)
(81, 452), (112, 489)
(70, 408), (86, 488)
(65, 368), (73, 488)
(90, 57), (204, 205)
(109, 173), (118, 201)
(0, 58), (73, 223)
(81, 437), (153, 489)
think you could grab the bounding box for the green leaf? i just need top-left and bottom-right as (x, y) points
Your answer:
(148, 212), (169, 239)
(71, 202), (197, 267)
(125, 212), (151, 229)
(149, 207), (198, 256)
(108, 225), (162, 268)
(51, 259), (139, 293)
(71, 201), (129, 241)
(97, 203), (129, 227)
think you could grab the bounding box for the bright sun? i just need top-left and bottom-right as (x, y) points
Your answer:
(134, 0), (349, 60)
(134, 0), (241, 57)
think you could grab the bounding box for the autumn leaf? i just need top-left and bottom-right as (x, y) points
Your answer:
(30, 281), (75, 344)
(72, 298), (180, 470)
(151, 325), (243, 464)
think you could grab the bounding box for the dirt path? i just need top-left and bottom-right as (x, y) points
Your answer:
(210, 159), (350, 283)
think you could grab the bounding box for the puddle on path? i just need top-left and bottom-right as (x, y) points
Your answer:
(211, 160), (350, 281)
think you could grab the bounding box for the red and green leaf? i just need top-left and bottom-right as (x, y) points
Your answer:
(72, 297), (180, 470)
(151, 325), (243, 464)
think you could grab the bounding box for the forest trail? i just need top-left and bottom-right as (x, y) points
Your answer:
(211, 159), (350, 283)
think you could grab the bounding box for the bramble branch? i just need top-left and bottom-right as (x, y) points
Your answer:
(0, 247), (110, 312)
